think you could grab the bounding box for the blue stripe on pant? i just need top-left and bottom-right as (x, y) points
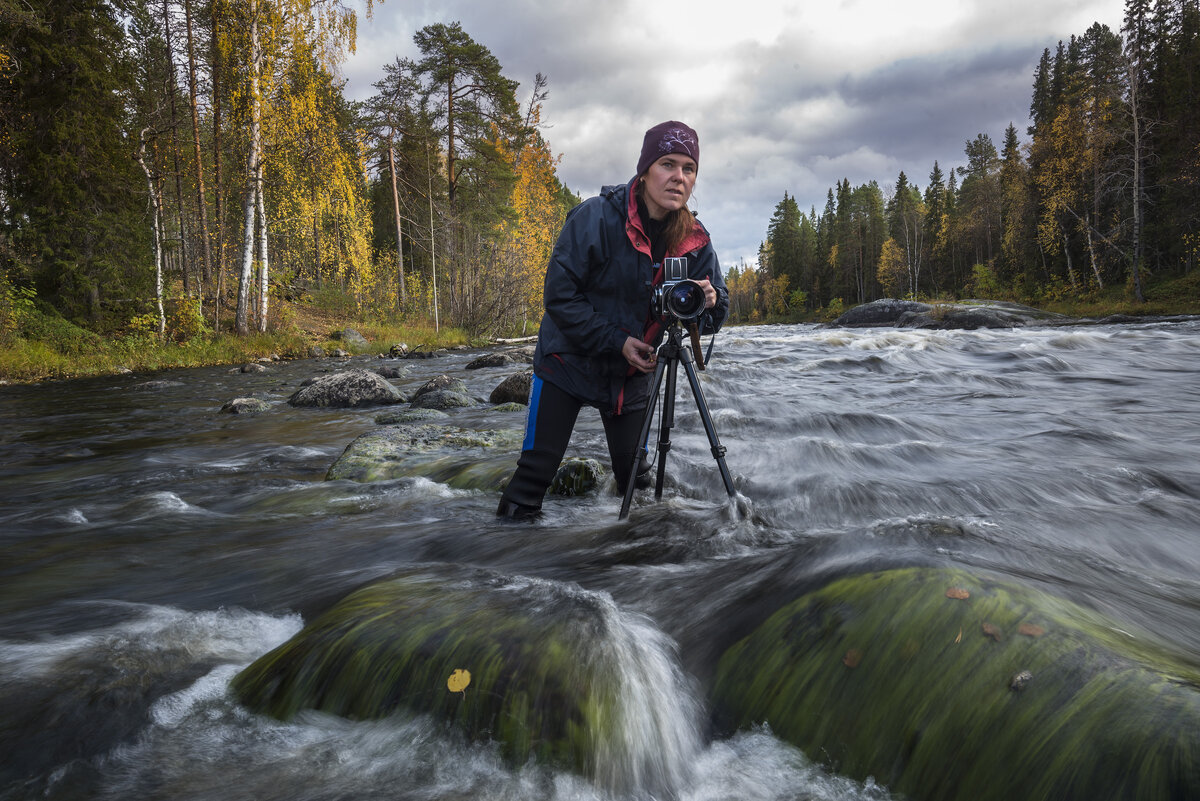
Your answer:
(500, 376), (648, 510)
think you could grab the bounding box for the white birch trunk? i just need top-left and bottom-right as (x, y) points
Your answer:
(235, 0), (261, 335)
(256, 162), (269, 332)
(137, 130), (167, 338)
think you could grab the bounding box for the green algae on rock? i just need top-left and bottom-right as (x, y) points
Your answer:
(231, 572), (699, 792)
(712, 567), (1200, 801)
(325, 424), (519, 488)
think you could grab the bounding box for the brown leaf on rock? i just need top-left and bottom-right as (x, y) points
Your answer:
(945, 587), (970, 600)
(982, 622), (1003, 642)
(842, 648), (863, 668)
(1018, 623), (1046, 637)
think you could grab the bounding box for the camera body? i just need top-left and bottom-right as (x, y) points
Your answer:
(652, 257), (706, 323)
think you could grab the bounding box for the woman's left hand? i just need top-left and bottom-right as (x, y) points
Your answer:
(695, 278), (718, 309)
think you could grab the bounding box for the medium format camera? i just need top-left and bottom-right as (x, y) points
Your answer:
(652, 257), (706, 322)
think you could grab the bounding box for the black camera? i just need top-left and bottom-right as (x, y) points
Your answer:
(653, 257), (706, 322)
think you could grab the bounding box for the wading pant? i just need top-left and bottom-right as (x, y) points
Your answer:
(499, 375), (647, 512)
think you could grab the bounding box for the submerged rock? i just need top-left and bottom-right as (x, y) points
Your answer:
(287, 369), (403, 408)
(325, 424), (518, 488)
(549, 458), (605, 496)
(410, 389), (474, 410)
(220, 398), (271, 415)
(231, 572), (697, 794)
(834, 299), (1068, 329)
(712, 566), (1200, 801)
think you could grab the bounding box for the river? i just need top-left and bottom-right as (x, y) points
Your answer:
(2, 320), (1199, 801)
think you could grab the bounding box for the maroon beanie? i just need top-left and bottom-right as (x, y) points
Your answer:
(636, 120), (700, 177)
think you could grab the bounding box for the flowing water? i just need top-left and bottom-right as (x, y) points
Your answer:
(3, 320), (1200, 801)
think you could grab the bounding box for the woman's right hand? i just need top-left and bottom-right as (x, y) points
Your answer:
(622, 336), (657, 373)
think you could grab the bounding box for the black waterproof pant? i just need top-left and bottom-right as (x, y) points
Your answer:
(499, 375), (646, 511)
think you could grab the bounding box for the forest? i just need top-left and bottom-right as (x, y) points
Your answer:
(0, 0), (577, 356)
(2, 0), (1198, 374)
(744, 0), (1199, 322)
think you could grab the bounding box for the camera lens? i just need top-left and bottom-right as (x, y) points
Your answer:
(666, 280), (705, 320)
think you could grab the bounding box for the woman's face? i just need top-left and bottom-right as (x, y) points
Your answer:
(641, 154), (697, 220)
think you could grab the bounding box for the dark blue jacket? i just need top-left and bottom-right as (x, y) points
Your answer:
(533, 178), (729, 414)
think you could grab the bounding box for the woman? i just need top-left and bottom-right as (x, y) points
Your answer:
(497, 120), (729, 519)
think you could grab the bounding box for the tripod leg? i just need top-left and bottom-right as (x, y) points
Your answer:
(655, 356), (679, 500)
(618, 358), (667, 520)
(679, 356), (737, 498)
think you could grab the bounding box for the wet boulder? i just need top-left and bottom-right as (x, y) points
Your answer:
(466, 352), (514, 369)
(287, 369), (403, 408)
(230, 571), (696, 794)
(711, 566), (1200, 801)
(220, 398), (271, 415)
(490, 370), (533, 405)
(834, 299), (1066, 329)
(411, 389), (474, 411)
(325, 423), (518, 488)
(549, 458), (605, 496)
(374, 407), (449, 425)
(132, 379), (184, 391)
(410, 375), (473, 410)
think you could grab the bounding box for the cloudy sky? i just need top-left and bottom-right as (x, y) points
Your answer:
(340, 0), (1127, 269)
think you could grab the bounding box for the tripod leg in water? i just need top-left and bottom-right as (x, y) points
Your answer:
(678, 351), (737, 498)
(654, 353), (679, 500)
(618, 357), (667, 519)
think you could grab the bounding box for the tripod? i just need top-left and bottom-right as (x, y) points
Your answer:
(618, 320), (736, 519)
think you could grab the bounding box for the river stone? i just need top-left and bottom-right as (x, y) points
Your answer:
(411, 374), (468, 399)
(711, 566), (1200, 801)
(834, 298), (1067, 329)
(230, 572), (687, 791)
(490, 370), (533, 405)
(308, 345), (326, 358)
(549, 458), (605, 496)
(491, 402), (526, 413)
(287, 369), (403, 408)
(374, 363), (408, 380)
(220, 398), (271, 415)
(132, 379), (184, 391)
(374, 407), (449, 425)
(410, 389), (474, 410)
(326, 424), (518, 487)
(331, 328), (368, 348)
(466, 352), (514, 369)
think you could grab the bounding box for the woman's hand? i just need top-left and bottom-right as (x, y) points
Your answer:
(622, 336), (657, 373)
(695, 278), (718, 308)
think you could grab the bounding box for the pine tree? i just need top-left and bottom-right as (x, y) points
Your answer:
(1, 0), (148, 325)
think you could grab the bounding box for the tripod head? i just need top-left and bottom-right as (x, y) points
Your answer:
(659, 318), (707, 371)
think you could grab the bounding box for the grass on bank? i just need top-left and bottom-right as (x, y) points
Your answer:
(0, 291), (474, 383)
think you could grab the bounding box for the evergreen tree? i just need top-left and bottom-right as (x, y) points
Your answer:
(0, 0), (148, 325)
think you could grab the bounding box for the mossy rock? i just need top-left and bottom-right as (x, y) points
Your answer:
(712, 567), (1200, 801)
(326, 425), (518, 489)
(231, 574), (650, 779)
(549, 458), (605, 496)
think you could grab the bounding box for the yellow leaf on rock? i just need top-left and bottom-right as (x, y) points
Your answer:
(843, 648), (863, 668)
(982, 622), (1003, 642)
(447, 669), (471, 693)
(1018, 623), (1046, 637)
(946, 587), (970, 600)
